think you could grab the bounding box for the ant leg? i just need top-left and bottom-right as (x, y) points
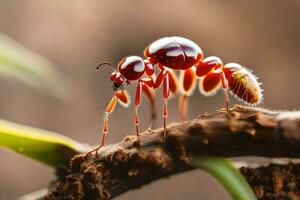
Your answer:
(139, 76), (158, 130)
(163, 72), (170, 139)
(85, 95), (117, 158)
(115, 89), (131, 107)
(85, 90), (131, 158)
(167, 69), (179, 97)
(101, 113), (109, 146)
(142, 84), (156, 130)
(179, 95), (188, 120)
(140, 76), (156, 129)
(178, 68), (197, 120)
(152, 68), (172, 137)
(154, 69), (165, 88)
(198, 69), (230, 112)
(220, 70), (229, 113)
(101, 96), (117, 146)
(134, 81), (143, 141)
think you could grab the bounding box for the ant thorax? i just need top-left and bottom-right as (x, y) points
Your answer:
(118, 56), (145, 80)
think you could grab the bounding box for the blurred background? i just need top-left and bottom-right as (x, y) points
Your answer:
(0, 0), (299, 199)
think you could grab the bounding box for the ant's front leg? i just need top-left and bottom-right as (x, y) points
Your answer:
(142, 84), (156, 130)
(134, 77), (156, 140)
(85, 95), (117, 158)
(134, 81), (143, 141)
(140, 77), (156, 130)
(162, 72), (170, 138)
(85, 90), (130, 158)
(154, 68), (170, 138)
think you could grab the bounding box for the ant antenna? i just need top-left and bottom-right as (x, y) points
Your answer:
(96, 62), (115, 71)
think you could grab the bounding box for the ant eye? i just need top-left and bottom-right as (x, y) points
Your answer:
(112, 75), (124, 91)
(110, 72), (124, 84)
(114, 76), (124, 85)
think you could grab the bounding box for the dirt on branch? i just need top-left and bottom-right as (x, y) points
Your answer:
(241, 163), (300, 200)
(44, 105), (300, 200)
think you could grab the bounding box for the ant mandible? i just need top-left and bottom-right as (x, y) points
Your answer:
(86, 36), (263, 157)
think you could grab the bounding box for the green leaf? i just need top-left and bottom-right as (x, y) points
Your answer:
(0, 32), (69, 100)
(0, 119), (88, 167)
(192, 156), (257, 200)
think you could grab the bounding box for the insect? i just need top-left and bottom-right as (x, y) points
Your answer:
(86, 36), (263, 157)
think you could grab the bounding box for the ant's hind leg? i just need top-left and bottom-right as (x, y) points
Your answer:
(167, 69), (179, 96)
(179, 95), (188, 121)
(220, 71), (229, 113)
(178, 68), (197, 121)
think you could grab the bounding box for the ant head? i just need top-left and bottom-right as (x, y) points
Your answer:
(96, 62), (125, 91)
(110, 71), (124, 91)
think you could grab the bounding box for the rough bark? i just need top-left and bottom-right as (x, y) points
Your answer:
(44, 105), (300, 200)
(241, 163), (300, 200)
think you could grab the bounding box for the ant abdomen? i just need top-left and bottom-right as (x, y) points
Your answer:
(224, 63), (263, 105)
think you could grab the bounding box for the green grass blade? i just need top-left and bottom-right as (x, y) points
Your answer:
(0, 119), (88, 167)
(192, 156), (257, 200)
(0, 32), (69, 100)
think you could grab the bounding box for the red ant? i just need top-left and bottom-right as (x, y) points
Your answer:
(86, 36), (263, 157)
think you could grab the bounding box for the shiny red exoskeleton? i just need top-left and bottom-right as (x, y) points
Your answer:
(86, 36), (263, 157)
(144, 36), (203, 70)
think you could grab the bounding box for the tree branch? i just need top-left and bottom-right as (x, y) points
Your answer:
(44, 105), (300, 200)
